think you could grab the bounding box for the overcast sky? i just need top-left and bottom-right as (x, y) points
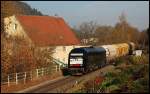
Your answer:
(23, 1), (149, 31)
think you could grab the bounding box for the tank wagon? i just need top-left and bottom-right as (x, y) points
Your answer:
(68, 42), (135, 75)
(100, 43), (135, 64)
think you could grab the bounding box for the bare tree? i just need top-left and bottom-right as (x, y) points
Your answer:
(79, 21), (98, 39)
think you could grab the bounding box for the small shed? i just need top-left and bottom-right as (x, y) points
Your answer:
(133, 50), (142, 56)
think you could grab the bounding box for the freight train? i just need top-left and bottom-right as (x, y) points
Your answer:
(68, 42), (135, 75)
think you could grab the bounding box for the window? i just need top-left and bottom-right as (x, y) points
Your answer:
(52, 49), (56, 53)
(14, 23), (17, 31)
(63, 46), (66, 52)
(73, 46), (75, 49)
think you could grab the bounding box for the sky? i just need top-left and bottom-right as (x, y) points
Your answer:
(23, 1), (149, 31)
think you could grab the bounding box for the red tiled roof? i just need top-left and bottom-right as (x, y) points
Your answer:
(16, 15), (80, 46)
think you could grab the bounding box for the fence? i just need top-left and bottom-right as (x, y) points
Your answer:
(1, 65), (62, 86)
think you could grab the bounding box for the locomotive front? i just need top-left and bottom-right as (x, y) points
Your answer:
(68, 47), (106, 75)
(68, 48), (85, 75)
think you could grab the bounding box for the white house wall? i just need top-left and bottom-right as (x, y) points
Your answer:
(52, 45), (88, 64)
(4, 15), (33, 45)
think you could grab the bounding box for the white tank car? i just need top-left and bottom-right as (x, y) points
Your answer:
(129, 42), (135, 51)
(101, 44), (117, 61)
(99, 43), (130, 62)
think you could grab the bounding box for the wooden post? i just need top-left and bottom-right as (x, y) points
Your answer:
(42, 68), (44, 76)
(24, 72), (26, 84)
(93, 82), (95, 92)
(56, 65), (57, 72)
(59, 65), (61, 71)
(8, 75), (10, 86)
(16, 73), (18, 85)
(46, 68), (48, 74)
(36, 69), (39, 78)
(45, 68), (47, 75)
(30, 71), (32, 80)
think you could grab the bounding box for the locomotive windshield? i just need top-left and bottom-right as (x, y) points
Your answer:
(70, 53), (83, 66)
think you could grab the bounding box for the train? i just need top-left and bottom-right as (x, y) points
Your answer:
(68, 42), (135, 75)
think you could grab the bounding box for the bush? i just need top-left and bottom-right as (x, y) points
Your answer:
(99, 64), (149, 93)
(129, 54), (149, 64)
(129, 77), (149, 93)
(61, 68), (70, 76)
(114, 57), (124, 66)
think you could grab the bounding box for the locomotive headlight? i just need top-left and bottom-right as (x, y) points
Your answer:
(70, 58), (83, 64)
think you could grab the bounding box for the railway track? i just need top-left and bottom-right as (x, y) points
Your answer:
(28, 76), (77, 93)
(18, 65), (115, 93)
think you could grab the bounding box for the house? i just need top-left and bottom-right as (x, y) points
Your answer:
(81, 39), (89, 44)
(81, 37), (98, 44)
(4, 15), (88, 66)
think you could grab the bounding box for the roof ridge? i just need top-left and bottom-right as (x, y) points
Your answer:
(15, 14), (62, 19)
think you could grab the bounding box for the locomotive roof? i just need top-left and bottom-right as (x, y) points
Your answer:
(70, 47), (106, 54)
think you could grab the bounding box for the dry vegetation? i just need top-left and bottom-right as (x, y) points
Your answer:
(1, 34), (55, 79)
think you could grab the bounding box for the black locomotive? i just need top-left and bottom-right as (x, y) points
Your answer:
(68, 46), (106, 75)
